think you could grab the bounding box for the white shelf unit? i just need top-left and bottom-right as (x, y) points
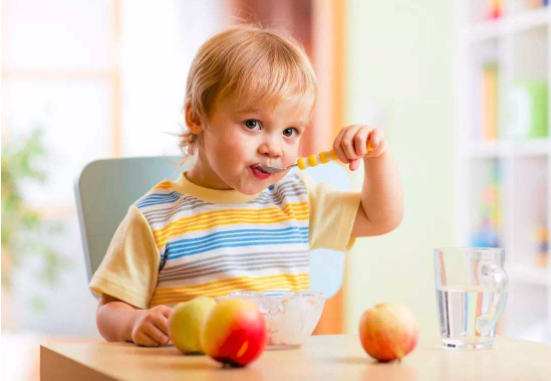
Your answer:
(457, 1), (551, 343)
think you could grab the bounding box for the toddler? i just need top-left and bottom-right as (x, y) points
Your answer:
(90, 24), (403, 347)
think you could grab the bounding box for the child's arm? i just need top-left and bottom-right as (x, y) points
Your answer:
(332, 125), (404, 237)
(96, 294), (172, 347)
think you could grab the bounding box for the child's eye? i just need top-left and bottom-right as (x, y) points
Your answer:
(244, 119), (261, 130)
(283, 127), (298, 138)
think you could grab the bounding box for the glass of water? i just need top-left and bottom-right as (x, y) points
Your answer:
(434, 247), (508, 349)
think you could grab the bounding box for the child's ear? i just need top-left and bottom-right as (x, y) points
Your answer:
(185, 102), (203, 134)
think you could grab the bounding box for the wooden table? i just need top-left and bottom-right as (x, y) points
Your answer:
(41, 335), (551, 381)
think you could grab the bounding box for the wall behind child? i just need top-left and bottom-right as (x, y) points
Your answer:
(3, 0), (457, 340)
(2, 0), (228, 337)
(343, 0), (457, 336)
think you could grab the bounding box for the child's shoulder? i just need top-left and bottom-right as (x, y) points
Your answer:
(288, 171), (316, 190)
(134, 179), (183, 210)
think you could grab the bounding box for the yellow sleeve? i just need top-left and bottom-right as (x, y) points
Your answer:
(89, 205), (159, 309)
(297, 172), (361, 252)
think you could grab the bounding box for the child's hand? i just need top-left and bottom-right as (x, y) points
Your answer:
(130, 305), (172, 347)
(333, 124), (387, 171)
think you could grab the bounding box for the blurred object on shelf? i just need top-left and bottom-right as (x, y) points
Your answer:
(471, 219), (501, 247)
(505, 79), (548, 139)
(471, 160), (502, 247)
(528, 0), (547, 9)
(482, 64), (499, 140)
(461, 0), (551, 345)
(535, 226), (549, 268)
(488, 0), (503, 19)
(533, 169), (548, 268)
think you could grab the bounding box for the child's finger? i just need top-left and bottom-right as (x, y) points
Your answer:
(349, 159), (361, 171)
(333, 142), (349, 164)
(368, 129), (383, 151)
(340, 125), (363, 160)
(145, 324), (169, 344)
(158, 305), (173, 318)
(153, 314), (170, 335)
(333, 129), (350, 164)
(135, 331), (160, 347)
(354, 128), (370, 156)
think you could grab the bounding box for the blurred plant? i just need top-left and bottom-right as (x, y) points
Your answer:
(1, 127), (68, 296)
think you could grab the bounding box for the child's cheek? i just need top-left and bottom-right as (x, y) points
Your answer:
(284, 143), (300, 167)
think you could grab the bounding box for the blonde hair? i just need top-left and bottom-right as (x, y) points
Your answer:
(180, 24), (318, 156)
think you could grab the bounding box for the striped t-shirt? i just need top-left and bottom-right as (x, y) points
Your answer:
(89, 171), (360, 309)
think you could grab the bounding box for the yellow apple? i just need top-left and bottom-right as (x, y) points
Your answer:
(168, 296), (216, 354)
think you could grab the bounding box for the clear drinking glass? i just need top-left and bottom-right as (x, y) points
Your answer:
(434, 247), (508, 349)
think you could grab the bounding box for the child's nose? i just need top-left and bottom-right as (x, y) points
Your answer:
(258, 138), (282, 158)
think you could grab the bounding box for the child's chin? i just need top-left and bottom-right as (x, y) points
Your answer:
(239, 181), (277, 195)
(239, 186), (266, 195)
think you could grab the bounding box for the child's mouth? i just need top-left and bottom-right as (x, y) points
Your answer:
(250, 164), (272, 180)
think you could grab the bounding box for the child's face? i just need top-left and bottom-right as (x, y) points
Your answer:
(192, 97), (309, 194)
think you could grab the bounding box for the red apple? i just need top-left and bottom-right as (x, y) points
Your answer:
(201, 299), (267, 368)
(359, 303), (419, 362)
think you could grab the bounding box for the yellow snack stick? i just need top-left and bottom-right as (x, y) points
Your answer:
(296, 157), (307, 170)
(295, 141), (373, 170)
